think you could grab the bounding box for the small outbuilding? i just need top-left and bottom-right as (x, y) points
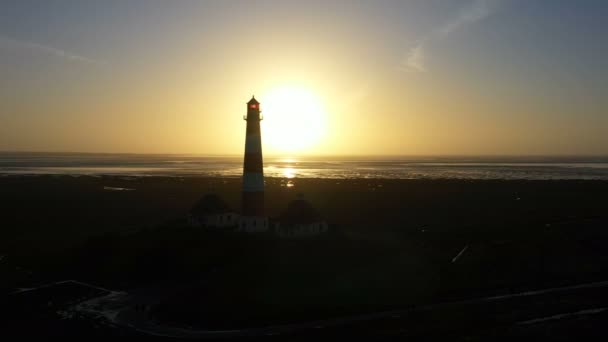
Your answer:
(274, 195), (328, 238)
(188, 193), (239, 229)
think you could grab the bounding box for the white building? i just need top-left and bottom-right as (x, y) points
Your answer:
(188, 193), (239, 229)
(237, 216), (269, 233)
(274, 196), (329, 239)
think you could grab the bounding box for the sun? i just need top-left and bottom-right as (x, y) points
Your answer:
(260, 86), (328, 153)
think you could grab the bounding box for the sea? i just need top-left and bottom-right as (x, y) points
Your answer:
(1, 152), (608, 180)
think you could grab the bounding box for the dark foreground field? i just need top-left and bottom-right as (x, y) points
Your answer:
(1, 175), (608, 339)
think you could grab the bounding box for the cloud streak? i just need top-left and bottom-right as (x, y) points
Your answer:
(400, 0), (501, 73)
(0, 35), (105, 66)
(400, 45), (426, 73)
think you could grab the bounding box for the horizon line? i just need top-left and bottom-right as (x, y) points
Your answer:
(1, 150), (608, 159)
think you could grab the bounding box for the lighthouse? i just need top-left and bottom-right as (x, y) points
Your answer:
(239, 96), (268, 232)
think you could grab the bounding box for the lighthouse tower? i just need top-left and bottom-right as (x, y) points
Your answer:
(239, 96), (268, 232)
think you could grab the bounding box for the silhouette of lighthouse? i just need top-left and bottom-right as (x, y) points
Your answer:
(239, 96), (268, 232)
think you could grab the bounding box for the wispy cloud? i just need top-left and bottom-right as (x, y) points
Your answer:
(0, 35), (105, 66)
(437, 0), (500, 37)
(400, 0), (501, 73)
(400, 45), (426, 73)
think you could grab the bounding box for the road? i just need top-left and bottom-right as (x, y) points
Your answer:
(69, 279), (608, 339)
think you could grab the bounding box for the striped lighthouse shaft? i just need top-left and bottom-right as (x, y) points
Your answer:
(242, 101), (265, 220)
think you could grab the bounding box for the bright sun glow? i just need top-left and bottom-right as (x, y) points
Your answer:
(261, 86), (328, 153)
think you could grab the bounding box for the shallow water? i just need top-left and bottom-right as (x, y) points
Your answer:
(1, 152), (608, 180)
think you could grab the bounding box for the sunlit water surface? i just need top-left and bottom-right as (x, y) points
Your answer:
(1, 153), (608, 180)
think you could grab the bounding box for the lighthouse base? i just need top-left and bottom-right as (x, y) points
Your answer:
(238, 216), (269, 233)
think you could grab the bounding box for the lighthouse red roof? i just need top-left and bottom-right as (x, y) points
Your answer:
(247, 96), (259, 105)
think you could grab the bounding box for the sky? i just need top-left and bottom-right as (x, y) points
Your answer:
(0, 0), (607, 156)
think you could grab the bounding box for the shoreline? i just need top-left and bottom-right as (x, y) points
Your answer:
(3, 173), (608, 181)
(2, 154), (608, 181)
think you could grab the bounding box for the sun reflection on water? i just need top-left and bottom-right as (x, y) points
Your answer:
(283, 167), (296, 179)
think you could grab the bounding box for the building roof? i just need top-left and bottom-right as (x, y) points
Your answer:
(279, 197), (323, 224)
(190, 193), (232, 216)
(247, 96), (259, 105)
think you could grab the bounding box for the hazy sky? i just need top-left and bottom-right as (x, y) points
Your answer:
(1, 0), (607, 156)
